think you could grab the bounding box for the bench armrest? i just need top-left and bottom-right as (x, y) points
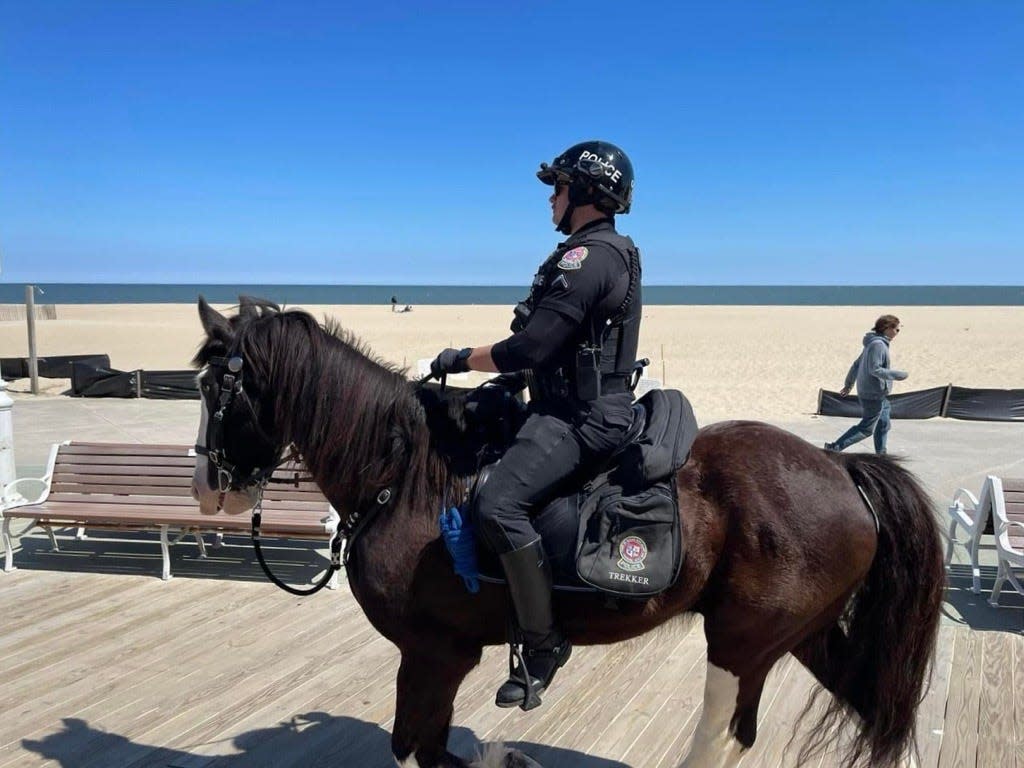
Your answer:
(996, 520), (1024, 557)
(949, 487), (979, 510)
(947, 487), (982, 527)
(2, 477), (51, 511)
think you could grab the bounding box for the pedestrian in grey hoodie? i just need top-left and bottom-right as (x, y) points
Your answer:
(825, 314), (908, 455)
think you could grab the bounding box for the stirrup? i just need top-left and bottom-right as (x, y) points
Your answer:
(497, 628), (572, 711)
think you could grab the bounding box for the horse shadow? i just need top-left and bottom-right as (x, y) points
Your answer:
(21, 713), (632, 768)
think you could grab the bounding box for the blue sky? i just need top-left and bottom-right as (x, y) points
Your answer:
(1, 1), (1021, 285)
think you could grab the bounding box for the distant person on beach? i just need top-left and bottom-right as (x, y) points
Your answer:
(390, 295), (412, 313)
(825, 314), (908, 455)
(428, 141), (642, 710)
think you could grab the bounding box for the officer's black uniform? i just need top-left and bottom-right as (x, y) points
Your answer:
(430, 140), (641, 712)
(476, 217), (642, 556)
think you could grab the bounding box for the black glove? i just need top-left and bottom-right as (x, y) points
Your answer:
(430, 347), (472, 377)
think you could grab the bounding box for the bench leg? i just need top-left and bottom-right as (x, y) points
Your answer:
(159, 525), (172, 581)
(213, 532), (224, 548)
(988, 560), (1007, 606)
(2, 517), (15, 572)
(76, 526), (87, 540)
(193, 530), (208, 559)
(944, 519), (959, 567)
(46, 526), (60, 552)
(969, 528), (983, 594)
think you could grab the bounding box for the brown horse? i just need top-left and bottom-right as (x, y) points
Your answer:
(190, 297), (944, 768)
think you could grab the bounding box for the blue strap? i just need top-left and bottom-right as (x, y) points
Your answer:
(439, 506), (480, 594)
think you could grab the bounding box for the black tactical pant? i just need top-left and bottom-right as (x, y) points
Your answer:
(473, 393), (634, 555)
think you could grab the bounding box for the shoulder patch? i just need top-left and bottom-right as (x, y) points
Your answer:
(557, 246), (589, 270)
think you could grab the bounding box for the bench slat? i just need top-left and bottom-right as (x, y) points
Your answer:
(55, 466), (192, 477)
(1001, 478), (1024, 493)
(1004, 501), (1024, 522)
(56, 454), (197, 468)
(42, 492), (328, 512)
(50, 473), (322, 495)
(60, 443), (193, 457)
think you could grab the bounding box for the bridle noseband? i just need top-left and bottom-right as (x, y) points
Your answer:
(195, 354), (283, 493)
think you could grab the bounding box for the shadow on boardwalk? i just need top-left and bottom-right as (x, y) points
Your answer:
(22, 713), (631, 768)
(944, 564), (1024, 634)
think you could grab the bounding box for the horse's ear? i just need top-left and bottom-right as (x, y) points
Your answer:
(198, 296), (230, 338)
(238, 295), (259, 321)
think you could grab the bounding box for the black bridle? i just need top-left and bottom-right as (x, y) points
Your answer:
(194, 355), (285, 494)
(194, 354), (345, 596)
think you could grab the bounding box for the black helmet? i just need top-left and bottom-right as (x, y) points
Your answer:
(537, 140), (634, 215)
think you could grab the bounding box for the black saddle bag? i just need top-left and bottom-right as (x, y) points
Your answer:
(574, 388), (696, 598)
(575, 476), (681, 597)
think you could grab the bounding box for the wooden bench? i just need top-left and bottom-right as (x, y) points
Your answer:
(0, 441), (339, 582)
(989, 476), (1024, 606)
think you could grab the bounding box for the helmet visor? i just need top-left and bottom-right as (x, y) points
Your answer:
(537, 163), (572, 186)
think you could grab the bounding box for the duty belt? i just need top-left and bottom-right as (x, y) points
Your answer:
(533, 372), (632, 402)
(599, 374), (632, 395)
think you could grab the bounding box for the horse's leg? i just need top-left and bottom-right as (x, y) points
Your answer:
(678, 603), (805, 768)
(791, 624), (868, 721)
(679, 658), (771, 768)
(392, 645), (480, 768)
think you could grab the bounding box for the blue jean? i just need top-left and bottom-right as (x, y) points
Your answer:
(832, 397), (891, 454)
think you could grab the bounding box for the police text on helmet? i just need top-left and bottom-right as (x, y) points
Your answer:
(578, 150), (622, 184)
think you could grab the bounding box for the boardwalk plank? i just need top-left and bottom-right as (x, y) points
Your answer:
(918, 624), (956, 768)
(937, 626), (982, 768)
(977, 630), (1016, 768)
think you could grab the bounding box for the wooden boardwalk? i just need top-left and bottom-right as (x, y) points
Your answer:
(1, 532), (1022, 767)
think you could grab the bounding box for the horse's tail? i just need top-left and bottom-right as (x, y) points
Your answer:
(811, 454), (945, 768)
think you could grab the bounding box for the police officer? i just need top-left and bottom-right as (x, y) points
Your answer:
(430, 140), (642, 710)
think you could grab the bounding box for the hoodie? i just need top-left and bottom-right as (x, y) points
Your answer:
(844, 331), (908, 400)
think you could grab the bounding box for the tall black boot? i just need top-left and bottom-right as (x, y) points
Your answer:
(495, 538), (572, 710)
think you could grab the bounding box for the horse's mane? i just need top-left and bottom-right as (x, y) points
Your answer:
(194, 298), (479, 510)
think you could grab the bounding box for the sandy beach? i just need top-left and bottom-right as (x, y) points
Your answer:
(3, 302), (1022, 423)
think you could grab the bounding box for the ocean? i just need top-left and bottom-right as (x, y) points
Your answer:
(2, 283), (1023, 306)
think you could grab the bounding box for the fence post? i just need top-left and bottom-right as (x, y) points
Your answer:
(940, 383), (953, 418)
(0, 380), (16, 487)
(25, 285), (39, 395)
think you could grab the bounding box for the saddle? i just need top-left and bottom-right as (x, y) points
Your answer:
(472, 388), (698, 597)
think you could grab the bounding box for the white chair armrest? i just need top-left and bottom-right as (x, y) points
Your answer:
(996, 520), (1024, 557)
(948, 488), (981, 527)
(949, 487), (979, 511)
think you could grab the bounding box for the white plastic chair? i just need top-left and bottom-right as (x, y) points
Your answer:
(989, 476), (1024, 606)
(944, 478), (994, 594)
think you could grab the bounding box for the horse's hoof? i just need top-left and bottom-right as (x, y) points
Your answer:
(470, 745), (542, 768)
(502, 749), (543, 768)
